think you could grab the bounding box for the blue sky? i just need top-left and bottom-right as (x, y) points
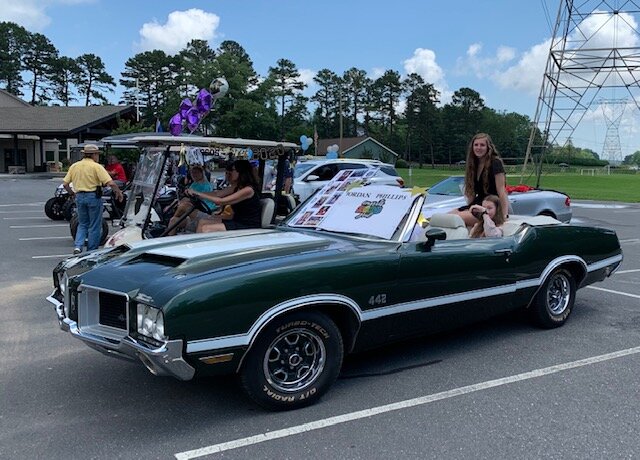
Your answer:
(2, 0), (638, 159)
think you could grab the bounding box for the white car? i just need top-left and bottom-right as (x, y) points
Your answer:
(293, 158), (404, 203)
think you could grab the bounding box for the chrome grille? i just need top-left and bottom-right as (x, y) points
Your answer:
(99, 291), (127, 329)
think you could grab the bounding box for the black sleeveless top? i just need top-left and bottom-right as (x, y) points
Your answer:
(471, 157), (505, 205)
(231, 186), (261, 228)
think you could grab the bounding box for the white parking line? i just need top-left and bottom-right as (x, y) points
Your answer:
(619, 239), (640, 244)
(9, 224), (67, 228)
(615, 269), (640, 274)
(0, 202), (44, 207)
(3, 217), (51, 220)
(174, 346), (640, 459)
(20, 236), (70, 241)
(0, 210), (42, 214)
(32, 254), (73, 259)
(587, 286), (640, 299)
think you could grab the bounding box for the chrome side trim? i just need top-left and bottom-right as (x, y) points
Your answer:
(186, 294), (363, 354)
(361, 284), (518, 321)
(587, 254), (623, 273)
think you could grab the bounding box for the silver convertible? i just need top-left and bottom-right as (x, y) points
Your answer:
(422, 176), (572, 222)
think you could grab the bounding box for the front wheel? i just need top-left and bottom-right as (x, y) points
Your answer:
(530, 268), (576, 328)
(44, 197), (66, 220)
(240, 311), (343, 410)
(69, 215), (109, 246)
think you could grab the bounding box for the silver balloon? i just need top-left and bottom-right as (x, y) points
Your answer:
(209, 77), (229, 99)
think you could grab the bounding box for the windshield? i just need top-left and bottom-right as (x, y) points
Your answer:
(284, 170), (423, 241)
(294, 162), (316, 178)
(428, 176), (464, 196)
(122, 147), (168, 227)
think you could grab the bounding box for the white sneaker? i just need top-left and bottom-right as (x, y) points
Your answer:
(73, 248), (82, 255)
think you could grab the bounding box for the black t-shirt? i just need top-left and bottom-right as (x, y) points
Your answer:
(472, 157), (505, 205)
(231, 186), (261, 228)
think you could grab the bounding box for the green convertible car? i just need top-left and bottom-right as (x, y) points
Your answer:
(47, 177), (623, 410)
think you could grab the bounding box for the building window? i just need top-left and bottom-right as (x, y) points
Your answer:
(45, 151), (55, 162)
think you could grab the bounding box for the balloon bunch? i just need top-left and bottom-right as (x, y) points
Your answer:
(169, 77), (229, 136)
(326, 144), (339, 159)
(299, 135), (312, 151)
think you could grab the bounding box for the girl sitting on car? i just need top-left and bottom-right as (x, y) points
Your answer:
(469, 194), (506, 238)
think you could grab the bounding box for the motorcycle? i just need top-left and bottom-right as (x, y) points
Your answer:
(44, 185), (73, 220)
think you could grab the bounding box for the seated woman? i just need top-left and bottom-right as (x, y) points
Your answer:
(469, 194), (506, 238)
(166, 164), (215, 235)
(188, 160), (262, 233)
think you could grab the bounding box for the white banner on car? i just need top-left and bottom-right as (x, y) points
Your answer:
(317, 185), (414, 239)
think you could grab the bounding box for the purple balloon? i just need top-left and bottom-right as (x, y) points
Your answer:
(169, 113), (183, 136)
(186, 108), (201, 132)
(179, 99), (193, 119)
(195, 88), (212, 114)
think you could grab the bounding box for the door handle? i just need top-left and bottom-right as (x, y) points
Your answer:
(494, 248), (512, 256)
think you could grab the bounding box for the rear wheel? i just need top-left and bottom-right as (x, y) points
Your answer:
(530, 268), (576, 328)
(69, 215), (109, 246)
(44, 197), (66, 220)
(240, 311), (343, 410)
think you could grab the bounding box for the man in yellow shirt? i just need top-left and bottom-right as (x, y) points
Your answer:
(62, 144), (124, 254)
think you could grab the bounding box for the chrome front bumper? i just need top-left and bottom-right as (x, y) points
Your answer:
(47, 291), (195, 381)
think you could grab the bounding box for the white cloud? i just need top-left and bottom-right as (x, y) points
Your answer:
(136, 9), (220, 55)
(298, 68), (316, 87)
(494, 39), (549, 94)
(0, 0), (95, 31)
(370, 67), (386, 79)
(298, 68), (318, 98)
(403, 48), (446, 86)
(455, 43), (517, 79)
(0, 0), (51, 30)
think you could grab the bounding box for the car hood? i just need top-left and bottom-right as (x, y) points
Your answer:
(76, 229), (350, 299)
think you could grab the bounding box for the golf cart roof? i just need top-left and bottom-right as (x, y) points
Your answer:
(125, 134), (299, 149)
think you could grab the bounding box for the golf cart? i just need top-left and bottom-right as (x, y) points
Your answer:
(104, 134), (300, 248)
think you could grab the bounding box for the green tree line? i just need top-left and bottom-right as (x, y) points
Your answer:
(1, 21), (607, 165)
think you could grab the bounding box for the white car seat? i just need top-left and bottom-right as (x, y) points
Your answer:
(260, 198), (275, 228)
(425, 213), (469, 240)
(502, 215), (561, 236)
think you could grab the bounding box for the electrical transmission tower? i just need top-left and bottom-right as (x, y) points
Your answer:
(600, 99), (626, 164)
(523, 1), (640, 185)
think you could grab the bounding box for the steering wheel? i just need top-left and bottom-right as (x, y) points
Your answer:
(189, 195), (212, 214)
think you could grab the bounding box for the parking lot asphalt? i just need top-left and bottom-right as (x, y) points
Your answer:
(1, 176), (639, 460)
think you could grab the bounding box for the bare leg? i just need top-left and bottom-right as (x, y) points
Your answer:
(198, 222), (227, 233)
(196, 215), (223, 233)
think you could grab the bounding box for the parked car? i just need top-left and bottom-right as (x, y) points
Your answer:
(422, 176), (572, 222)
(47, 178), (621, 410)
(293, 158), (404, 203)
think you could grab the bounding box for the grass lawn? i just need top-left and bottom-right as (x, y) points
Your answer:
(398, 167), (640, 202)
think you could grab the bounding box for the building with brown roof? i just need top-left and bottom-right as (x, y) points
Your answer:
(316, 136), (399, 163)
(0, 89), (136, 173)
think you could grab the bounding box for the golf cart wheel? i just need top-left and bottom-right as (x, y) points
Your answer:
(44, 197), (66, 220)
(69, 216), (109, 246)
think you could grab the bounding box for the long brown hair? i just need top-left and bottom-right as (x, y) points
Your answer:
(463, 133), (503, 203)
(231, 160), (260, 191)
(469, 194), (505, 238)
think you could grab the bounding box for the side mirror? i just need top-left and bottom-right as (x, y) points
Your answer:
(306, 174), (320, 182)
(417, 228), (447, 251)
